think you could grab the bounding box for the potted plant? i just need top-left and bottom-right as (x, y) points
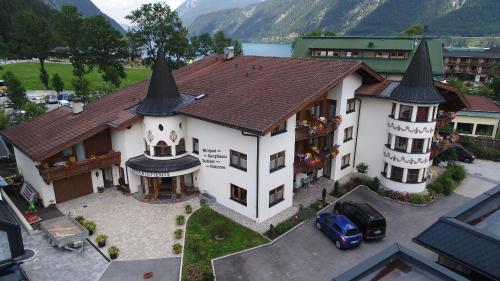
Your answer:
(176, 215), (185, 226)
(95, 234), (108, 248)
(172, 243), (183, 254)
(84, 220), (97, 235)
(108, 246), (119, 259)
(97, 186), (104, 193)
(184, 204), (192, 214)
(174, 229), (183, 239)
(74, 215), (86, 225)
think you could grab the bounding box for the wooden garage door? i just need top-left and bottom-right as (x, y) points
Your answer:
(53, 172), (93, 203)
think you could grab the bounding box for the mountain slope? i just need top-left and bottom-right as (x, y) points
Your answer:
(176, 0), (262, 26)
(189, 0), (500, 42)
(42, 0), (124, 33)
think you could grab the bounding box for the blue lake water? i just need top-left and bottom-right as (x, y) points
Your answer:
(242, 43), (292, 57)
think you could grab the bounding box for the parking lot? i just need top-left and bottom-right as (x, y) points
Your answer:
(213, 186), (470, 281)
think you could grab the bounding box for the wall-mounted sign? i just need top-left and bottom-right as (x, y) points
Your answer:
(169, 130), (178, 142)
(21, 182), (38, 203)
(201, 148), (227, 169)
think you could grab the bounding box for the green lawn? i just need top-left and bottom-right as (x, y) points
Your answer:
(0, 62), (151, 91)
(183, 206), (269, 279)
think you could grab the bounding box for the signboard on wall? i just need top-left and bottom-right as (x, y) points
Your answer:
(20, 182), (38, 203)
(201, 148), (227, 169)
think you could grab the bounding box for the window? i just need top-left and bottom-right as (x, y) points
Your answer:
(63, 147), (73, 157)
(154, 141), (172, 157)
(269, 185), (284, 207)
(456, 123), (474, 134)
(310, 102), (321, 118)
(192, 138), (199, 154)
(390, 166), (404, 182)
(144, 140), (150, 155)
(407, 169), (420, 183)
(475, 124), (494, 137)
(341, 154), (350, 169)
(176, 138), (186, 155)
(327, 51), (334, 57)
(399, 105), (413, 121)
(320, 50), (327, 57)
(230, 150), (247, 171)
(333, 52), (340, 57)
(416, 107), (429, 122)
(387, 134), (392, 146)
(344, 126), (353, 142)
(383, 162), (388, 176)
(412, 139), (425, 153)
(352, 51), (359, 57)
(271, 122), (287, 136)
(346, 98), (356, 113)
(270, 151), (285, 172)
(394, 136), (408, 151)
(230, 184), (247, 206)
(158, 124), (163, 131)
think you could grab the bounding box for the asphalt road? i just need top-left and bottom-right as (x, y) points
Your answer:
(99, 258), (181, 281)
(213, 186), (470, 281)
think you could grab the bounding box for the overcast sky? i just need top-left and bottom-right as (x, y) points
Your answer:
(91, 0), (185, 25)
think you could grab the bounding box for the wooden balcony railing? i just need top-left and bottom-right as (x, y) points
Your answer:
(38, 151), (121, 184)
(295, 117), (341, 141)
(294, 146), (339, 174)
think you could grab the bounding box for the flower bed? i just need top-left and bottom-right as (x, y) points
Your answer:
(264, 204), (318, 240)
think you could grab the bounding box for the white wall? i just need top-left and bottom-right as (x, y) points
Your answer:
(328, 73), (362, 181)
(143, 115), (188, 159)
(13, 148), (55, 207)
(90, 168), (104, 193)
(186, 118), (258, 220)
(258, 116), (296, 222)
(356, 96), (392, 179)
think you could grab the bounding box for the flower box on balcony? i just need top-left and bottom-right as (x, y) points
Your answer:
(305, 157), (322, 168)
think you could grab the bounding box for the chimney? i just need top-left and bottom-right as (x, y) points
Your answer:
(72, 98), (84, 114)
(223, 46), (235, 60)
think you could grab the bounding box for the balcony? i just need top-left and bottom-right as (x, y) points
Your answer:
(38, 151), (121, 184)
(295, 116), (341, 141)
(435, 112), (456, 130)
(294, 146), (339, 174)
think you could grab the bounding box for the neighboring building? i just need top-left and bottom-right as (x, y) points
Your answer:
(332, 243), (468, 281)
(0, 41), (466, 223)
(414, 185), (500, 281)
(453, 95), (500, 139)
(443, 47), (499, 83)
(292, 36), (444, 80)
(0, 200), (25, 264)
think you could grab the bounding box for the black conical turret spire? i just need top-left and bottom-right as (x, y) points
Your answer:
(390, 40), (445, 104)
(136, 51), (182, 116)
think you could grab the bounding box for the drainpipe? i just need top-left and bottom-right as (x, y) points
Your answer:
(353, 98), (362, 167)
(241, 131), (260, 219)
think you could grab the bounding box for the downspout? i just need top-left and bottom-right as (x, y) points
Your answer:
(353, 98), (362, 167)
(241, 131), (260, 219)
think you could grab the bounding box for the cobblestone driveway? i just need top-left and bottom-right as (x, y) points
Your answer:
(57, 188), (200, 261)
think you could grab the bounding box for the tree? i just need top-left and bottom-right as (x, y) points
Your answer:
(19, 102), (47, 121)
(198, 33), (213, 56)
(72, 77), (90, 102)
(212, 31), (232, 54)
(402, 24), (426, 36)
(51, 73), (64, 93)
(84, 15), (128, 87)
(126, 2), (188, 68)
(485, 64), (500, 101)
(2, 72), (27, 110)
(0, 108), (9, 131)
(446, 76), (467, 95)
(10, 11), (57, 89)
(355, 162), (368, 174)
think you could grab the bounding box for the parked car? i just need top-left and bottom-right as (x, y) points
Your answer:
(46, 95), (58, 104)
(0, 262), (29, 281)
(315, 213), (362, 249)
(29, 96), (45, 104)
(57, 93), (73, 101)
(57, 100), (71, 108)
(334, 201), (386, 240)
(453, 144), (475, 163)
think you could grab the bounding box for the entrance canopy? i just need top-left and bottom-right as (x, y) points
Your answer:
(126, 155), (201, 178)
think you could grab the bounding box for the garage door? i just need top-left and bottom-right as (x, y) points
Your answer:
(53, 173), (93, 203)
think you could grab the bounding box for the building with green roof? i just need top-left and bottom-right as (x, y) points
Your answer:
(292, 36), (444, 80)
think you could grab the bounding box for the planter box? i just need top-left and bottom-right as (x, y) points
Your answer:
(200, 193), (216, 205)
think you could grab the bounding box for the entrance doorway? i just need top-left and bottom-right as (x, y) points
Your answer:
(102, 166), (114, 187)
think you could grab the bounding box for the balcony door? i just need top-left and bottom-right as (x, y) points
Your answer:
(328, 100), (337, 121)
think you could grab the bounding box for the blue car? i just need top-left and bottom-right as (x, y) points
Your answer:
(315, 213), (362, 249)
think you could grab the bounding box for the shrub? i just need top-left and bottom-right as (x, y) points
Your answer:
(265, 219), (296, 239)
(472, 146), (500, 162)
(438, 174), (457, 196)
(172, 243), (183, 254)
(355, 162), (368, 174)
(321, 187), (327, 202)
(447, 163), (466, 182)
(108, 246), (119, 259)
(427, 180), (444, 194)
(460, 135), (475, 149)
(297, 205), (316, 221)
(409, 193), (427, 205)
(174, 229), (183, 239)
(74, 215), (85, 225)
(84, 220), (96, 235)
(176, 215), (185, 225)
(185, 264), (214, 281)
(185, 204), (193, 214)
(358, 175), (372, 186)
(95, 234), (108, 243)
(369, 177), (380, 192)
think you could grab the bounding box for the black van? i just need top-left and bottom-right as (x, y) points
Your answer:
(333, 201), (386, 240)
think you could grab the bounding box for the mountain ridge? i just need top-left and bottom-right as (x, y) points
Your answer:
(176, 0), (263, 26)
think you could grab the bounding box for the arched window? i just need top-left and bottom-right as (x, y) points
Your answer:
(176, 138), (186, 155)
(154, 141), (172, 157)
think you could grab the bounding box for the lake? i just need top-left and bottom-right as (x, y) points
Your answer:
(242, 43), (292, 57)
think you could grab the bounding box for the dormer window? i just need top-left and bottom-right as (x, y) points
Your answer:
(154, 141), (172, 157)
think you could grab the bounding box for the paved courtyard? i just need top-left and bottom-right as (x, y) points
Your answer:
(57, 187), (200, 261)
(99, 257), (180, 281)
(213, 186), (470, 281)
(456, 159), (500, 198)
(21, 231), (108, 281)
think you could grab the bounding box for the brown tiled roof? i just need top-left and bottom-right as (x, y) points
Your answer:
(463, 95), (500, 112)
(2, 55), (382, 161)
